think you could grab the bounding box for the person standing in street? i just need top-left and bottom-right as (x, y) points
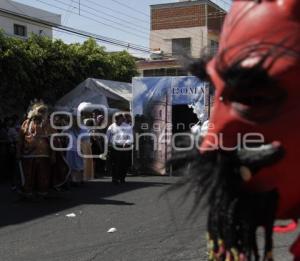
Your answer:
(106, 113), (133, 184)
(91, 109), (106, 177)
(18, 101), (54, 198)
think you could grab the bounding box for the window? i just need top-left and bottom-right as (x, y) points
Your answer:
(166, 68), (177, 76)
(143, 68), (187, 77)
(172, 38), (191, 56)
(210, 40), (219, 55)
(14, 24), (27, 37)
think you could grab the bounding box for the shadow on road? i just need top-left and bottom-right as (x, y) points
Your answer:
(0, 178), (171, 228)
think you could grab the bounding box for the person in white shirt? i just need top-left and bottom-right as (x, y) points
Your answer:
(106, 113), (133, 184)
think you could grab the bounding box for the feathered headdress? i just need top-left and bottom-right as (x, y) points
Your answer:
(27, 99), (48, 119)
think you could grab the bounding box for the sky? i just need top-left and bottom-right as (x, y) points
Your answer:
(13, 0), (231, 57)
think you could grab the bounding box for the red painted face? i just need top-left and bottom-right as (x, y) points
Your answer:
(202, 0), (300, 218)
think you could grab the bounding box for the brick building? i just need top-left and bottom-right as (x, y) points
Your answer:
(137, 0), (226, 77)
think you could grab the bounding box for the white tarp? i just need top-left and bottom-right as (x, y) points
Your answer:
(56, 78), (132, 110)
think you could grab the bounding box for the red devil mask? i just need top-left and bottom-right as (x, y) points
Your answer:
(201, 0), (300, 220)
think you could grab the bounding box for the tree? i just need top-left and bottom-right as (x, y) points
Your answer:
(0, 32), (138, 116)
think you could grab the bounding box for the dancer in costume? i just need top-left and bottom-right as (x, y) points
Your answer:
(173, 1), (300, 260)
(18, 101), (54, 197)
(18, 101), (70, 196)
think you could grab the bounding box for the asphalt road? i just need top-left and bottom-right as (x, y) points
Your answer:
(0, 176), (298, 261)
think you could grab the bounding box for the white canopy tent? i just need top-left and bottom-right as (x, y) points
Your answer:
(55, 78), (132, 112)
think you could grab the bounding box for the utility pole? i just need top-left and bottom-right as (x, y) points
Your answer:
(79, 0), (81, 15)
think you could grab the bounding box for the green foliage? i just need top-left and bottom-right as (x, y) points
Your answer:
(0, 33), (138, 116)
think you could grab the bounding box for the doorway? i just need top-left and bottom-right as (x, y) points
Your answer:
(171, 105), (198, 174)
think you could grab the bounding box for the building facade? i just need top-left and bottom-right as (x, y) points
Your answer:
(137, 0), (226, 77)
(0, 0), (61, 39)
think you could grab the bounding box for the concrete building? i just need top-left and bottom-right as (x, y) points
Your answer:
(0, 0), (61, 39)
(137, 0), (226, 77)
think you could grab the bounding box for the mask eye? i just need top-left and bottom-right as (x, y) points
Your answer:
(231, 90), (278, 106)
(217, 60), (287, 123)
(223, 86), (287, 123)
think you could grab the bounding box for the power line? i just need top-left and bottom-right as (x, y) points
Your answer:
(35, 0), (154, 42)
(34, 0), (190, 55)
(86, 0), (227, 25)
(110, 0), (150, 18)
(37, 0), (227, 56)
(86, 0), (225, 53)
(63, 0), (75, 25)
(53, 1), (183, 50)
(107, 0), (226, 43)
(4, 1), (228, 55)
(52, 27), (148, 56)
(70, 0), (226, 32)
(58, 0), (225, 51)
(52, 0), (208, 47)
(111, 0), (230, 17)
(85, 0), (149, 25)
(80, 0), (229, 54)
(47, 0), (214, 49)
(37, 0), (225, 49)
(55, 0), (74, 40)
(72, 0), (226, 51)
(0, 7), (152, 53)
(16, 0), (158, 49)
(63, 0), (152, 33)
(52, 0), (157, 39)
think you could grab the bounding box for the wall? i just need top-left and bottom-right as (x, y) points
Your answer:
(150, 26), (208, 58)
(151, 2), (206, 30)
(0, 0), (61, 39)
(0, 14), (52, 38)
(207, 4), (225, 33)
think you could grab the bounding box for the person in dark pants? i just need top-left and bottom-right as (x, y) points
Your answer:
(91, 110), (106, 177)
(106, 113), (133, 184)
(109, 148), (131, 184)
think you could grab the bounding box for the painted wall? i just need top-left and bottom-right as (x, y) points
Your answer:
(150, 26), (208, 58)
